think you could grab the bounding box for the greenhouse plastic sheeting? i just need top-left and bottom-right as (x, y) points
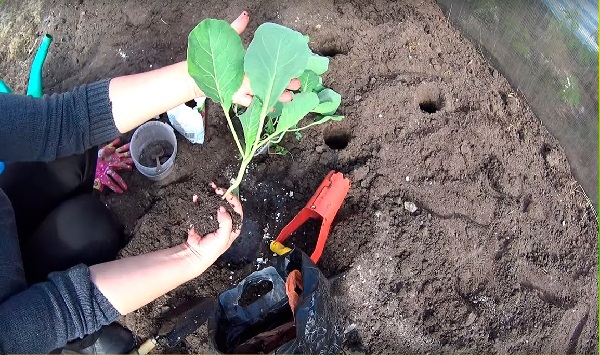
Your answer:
(437, 0), (598, 210)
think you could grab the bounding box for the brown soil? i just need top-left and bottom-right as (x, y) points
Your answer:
(0, 0), (597, 354)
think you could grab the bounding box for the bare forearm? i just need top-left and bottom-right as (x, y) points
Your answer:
(89, 243), (211, 314)
(108, 61), (203, 133)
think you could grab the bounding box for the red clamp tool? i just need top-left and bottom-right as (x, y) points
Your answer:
(270, 171), (351, 263)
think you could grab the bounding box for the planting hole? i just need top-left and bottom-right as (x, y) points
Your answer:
(416, 84), (443, 114)
(419, 101), (439, 114)
(239, 280), (273, 307)
(324, 130), (350, 150)
(317, 46), (347, 57)
(314, 40), (350, 57)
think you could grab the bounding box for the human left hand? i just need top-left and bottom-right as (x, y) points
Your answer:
(93, 138), (134, 193)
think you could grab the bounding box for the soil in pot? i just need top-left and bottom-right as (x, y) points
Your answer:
(138, 140), (175, 168)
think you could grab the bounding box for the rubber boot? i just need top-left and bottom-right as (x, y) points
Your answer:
(51, 323), (135, 354)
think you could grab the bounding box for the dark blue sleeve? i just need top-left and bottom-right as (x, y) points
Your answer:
(0, 264), (121, 353)
(0, 79), (119, 162)
(0, 79), (123, 353)
(0, 190), (120, 353)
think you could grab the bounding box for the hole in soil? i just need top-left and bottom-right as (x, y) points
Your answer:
(314, 40), (350, 57)
(317, 46), (348, 57)
(239, 280), (273, 307)
(286, 219), (321, 257)
(416, 83), (444, 114)
(540, 143), (552, 158)
(419, 101), (439, 114)
(324, 131), (350, 150)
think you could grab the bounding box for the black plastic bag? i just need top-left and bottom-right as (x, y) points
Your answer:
(208, 248), (343, 354)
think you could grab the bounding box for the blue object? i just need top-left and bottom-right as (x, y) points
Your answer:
(27, 34), (53, 97)
(0, 80), (12, 94)
(0, 82), (9, 174)
(0, 34), (52, 175)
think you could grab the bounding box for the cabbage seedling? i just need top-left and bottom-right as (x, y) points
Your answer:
(187, 19), (343, 195)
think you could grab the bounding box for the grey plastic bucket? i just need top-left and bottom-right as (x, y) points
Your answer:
(130, 121), (177, 181)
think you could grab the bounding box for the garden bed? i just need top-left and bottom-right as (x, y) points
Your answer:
(0, 0), (597, 353)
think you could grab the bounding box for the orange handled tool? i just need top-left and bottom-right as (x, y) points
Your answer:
(270, 171), (351, 263)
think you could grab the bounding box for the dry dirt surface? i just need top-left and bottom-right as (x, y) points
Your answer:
(0, 0), (597, 353)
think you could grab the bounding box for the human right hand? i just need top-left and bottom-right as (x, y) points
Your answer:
(184, 183), (243, 266)
(89, 183), (243, 316)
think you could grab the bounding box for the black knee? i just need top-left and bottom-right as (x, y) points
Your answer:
(23, 194), (125, 283)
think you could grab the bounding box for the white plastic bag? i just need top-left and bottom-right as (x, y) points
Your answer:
(167, 97), (206, 144)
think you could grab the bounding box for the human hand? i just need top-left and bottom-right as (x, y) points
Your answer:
(191, 11), (301, 107)
(184, 183), (244, 265)
(93, 138), (134, 193)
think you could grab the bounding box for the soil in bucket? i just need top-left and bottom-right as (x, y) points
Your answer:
(138, 140), (175, 168)
(238, 279), (274, 307)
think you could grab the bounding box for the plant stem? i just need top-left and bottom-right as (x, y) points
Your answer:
(226, 90), (280, 195)
(257, 131), (282, 147)
(222, 104), (244, 157)
(225, 155), (252, 196)
(225, 126), (274, 196)
(250, 91), (273, 154)
(288, 121), (323, 132)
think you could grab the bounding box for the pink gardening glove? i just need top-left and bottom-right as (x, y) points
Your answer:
(93, 138), (134, 194)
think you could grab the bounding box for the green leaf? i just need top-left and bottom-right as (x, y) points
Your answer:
(298, 70), (320, 93)
(306, 53), (329, 75)
(272, 145), (290, 156)
(267, 102), (283, 118)
(265, 117), (276, 135)
(187, 19), (245, 110)
(314, 76), (325, 92)
(238, 99), (263, 154)
(312, 88), (341, 115)
(276, 92), (320, 133)
(245, 23), (310, 111)
(295, 131), (302, 141)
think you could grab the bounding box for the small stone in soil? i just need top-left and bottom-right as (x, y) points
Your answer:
(404, 201), (418, 213)
(138, 140), (174, 167)
(345, 323), (357, 334)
